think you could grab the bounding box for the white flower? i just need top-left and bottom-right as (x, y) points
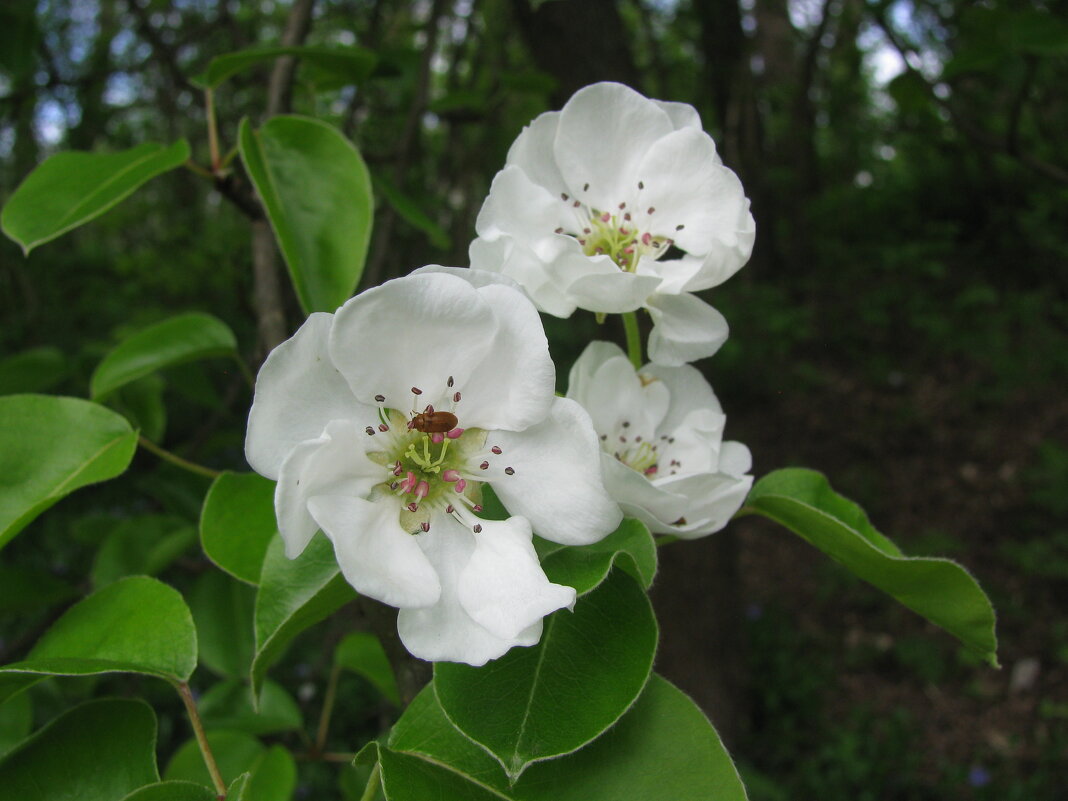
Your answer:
(245, 270), (621, 666)
(470, 81), (755, 366)
(567, 341), (753, 538)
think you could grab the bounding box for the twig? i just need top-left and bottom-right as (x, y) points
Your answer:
(176, 682), (227, 798)
(137, 435), (221, 479)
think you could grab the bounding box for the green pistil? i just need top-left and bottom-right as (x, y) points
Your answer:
(620, 440), (658, 475)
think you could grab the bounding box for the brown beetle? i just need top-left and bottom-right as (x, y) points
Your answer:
(410, 406), (459, 434)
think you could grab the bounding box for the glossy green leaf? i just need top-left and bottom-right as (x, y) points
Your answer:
(227, 775), (252, 801)
(0, 575), (197, 703)
(384, 674), (747, 800)
(110, 375), (168, 442)
(163, 730), (262, 787)
(335, 631), (400, 705)
(0, 395), (138, 549)
(120, 782), (216, 801)
(744, 468), (998, 666)
(372, 173), (451, 250)
(0, 347), (66, 395)
(0, 692), (32, 758)
(244, 745), (297, 801)
(434, 569), (657, 781)
(90, 515), (196, 588)
(200, 472), (277, 585)
(252, 534), (355, 698)
(199, 678), (303, 735)
(1, 140), (190, 255)
(0, 698), (159, 801)
(90, 313), (238, 401)
(193, 45), (376, 89)
(188, 570), (255, 678)
(239, 115), (373, 314)
(536, 517), (657, 595)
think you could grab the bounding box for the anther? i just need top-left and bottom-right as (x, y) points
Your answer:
(473, 504), (483, 512)
(378, 423), (389, 432)
(573, 200), (580, 207)
(455, 479), (467, 492)
(480, 461), (489, 470)
(453, 391), (461, 403)
(446, 504), (454, 514)
(374, 394), (385, 403)
(446, 428), (464, 439)
(622, 420), (631, 427)
(390, 481), (399, 490)
(600, 212), (611, 222)
(618, 202), (626, 210)
(447, 375), (454, 387)
(561, 192), (569, 201)
(555, 227), (564, 234)
(491, 446), (502, 454)
(407, 502), (419, 512)
(624, 212), (631, 221)
(443, 469), (461, 482)
(583, 182), (590, 191)
(425, 404), (435, 414)
(473, 524), (483, 534)
(642, 233), (652, 246)
(648, 207), (656, 214)
(676, 224), (685, 231)
(411, 386), (423, 395)
(504, 466), (515, 475)
(583, 227), (591, 234)
(365, 426), (375, 436)
(638, 180), (644, 189)
(421, 521), (431, 532)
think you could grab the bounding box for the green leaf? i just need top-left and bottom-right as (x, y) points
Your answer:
(252, 534), (355, 697)
(335, 631), (400, 705)
(372, 173), (451, 250)
(200, 472), (278, 585)
(0, 563), (76, 614)
(1, 140), (190, 255)
(120, 782), (217, 801)
(110, 375), (168, 442)
(199, 678), (303, 735)
(226, 775), (252, 801)
(244, 745), (297, 801)
(0, 395), (138, 549)
(434, 569), (657, 781)
(744, 468), (999, 666)
(188, 569), (255, 678)
(536, 517), (657, 595)
(0, 692), (32, 758)
(90, 312), (238, 401)
(0, 575), (198, 703)
(239, 115), (373, 314)
(0, 698), (159, 801)
(163, 730), (262, 787)
(0, 347), (67, 395)
(192, 45), (377, 89)
(90, 515), (197, 588)
(385, 674), (747, 800)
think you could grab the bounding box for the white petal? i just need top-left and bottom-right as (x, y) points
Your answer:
(490, 397), (622, 546)
(554, 82), (674, 211)
(469, 237), (577, 318)
(450, 282), (556, 431)
(679, 201), (756, 293)
(566, 341), (627, 409)
(458, 516), (575, 640)
(504, 110), (568, 197)
(398, 516), (542, 665)
(637, 128), (750, 261)
(275, 419), (383, 559)
(652, 99), (704, 132)
(412, 264), (522, 292)
(245, 312), (367, 479)
(307, 494), (441, 608)
(580, 351), (665, 439)
(718, 440), (753, 477)
(329, 272), (496, 412)
(600, 453), (689, 532)
(564, 261), (662, 314)
(640, 362), (722, 434)
(474, 165), (567, 255)
(646, 293), (729, 366)
(653, 471), (753, 538)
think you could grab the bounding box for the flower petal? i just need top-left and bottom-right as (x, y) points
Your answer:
(600, 453), (689, 532)
(504, 109), (568, 197)
(554, 82), (674, 211)
(454, 281), (556, 431)
(565, 264), (662, 314)
(637, 128), (751, 265)
(475, 165), (568, 256)
(652, 99), (704, 132)
(245, 312), (368, 479)
(490, 397), (622, 545)
(329, 272), (496, 412)
(468, 237), (577, 318)
(398, 515), (543, 665)
(566, 340), (628, 407)
(679, 202), (756, 293)
(458, 516), (575, 640)
(640, 362), (723, 434)
(307, 494), (441, 608)
(646, 292), (729, 366)
(652, 470), (753, 538)
(718, 440), (753, 477)
(275, 419), (383, 558)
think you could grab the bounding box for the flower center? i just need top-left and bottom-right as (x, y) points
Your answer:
(601, 422), (662, 477)
(363, 382), (514, 534)
(555, 189), (678, 272)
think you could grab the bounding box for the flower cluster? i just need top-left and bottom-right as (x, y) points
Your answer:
(247, 82), (754, 667)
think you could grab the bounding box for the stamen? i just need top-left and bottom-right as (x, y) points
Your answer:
(407, 502), (419, 512)
(431, 432), (444, 444)
(378, 423), (389, 432)
(455, 479), (467, 492)
(415, 480), (429, 499)
(453, 392), (461, 403)
(573, 200), (580, 207)
(638, 180), (644, 189)
(421, 521), (430, 532)
(648, 207), (656, 214)
(473, 524), (483, 533)
(374, 394), (385, 403)
(479, 461), (489, 470)
(446, 428), (464, 439)
(442, 469), (461, 482)
(504, 466), (515, 475)
(555, 227), (564, 234)
(491, 446), (502, 454)
(446, 504), (454, 514)
(583, 182), (589, 191)
(561, 192), (569, 201)
(676, 224), (685, 231)
(447, 375), (454, 387)
(411, 386), (423, 395)
(473, 504), (483, 512)
(618, 202), (626, 210)
(365, 426), (375, 436)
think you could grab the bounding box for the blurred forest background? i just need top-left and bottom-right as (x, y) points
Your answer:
(1, 0), (1066, 798)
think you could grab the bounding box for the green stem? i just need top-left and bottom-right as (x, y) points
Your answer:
(205, 88), (221, 172)
(177, 681), (228, 798)
(360, 761), (382, 801)
(622, 311), (643, 370)
(314, 661), (342, 754)
(138, 435), (222, 479)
